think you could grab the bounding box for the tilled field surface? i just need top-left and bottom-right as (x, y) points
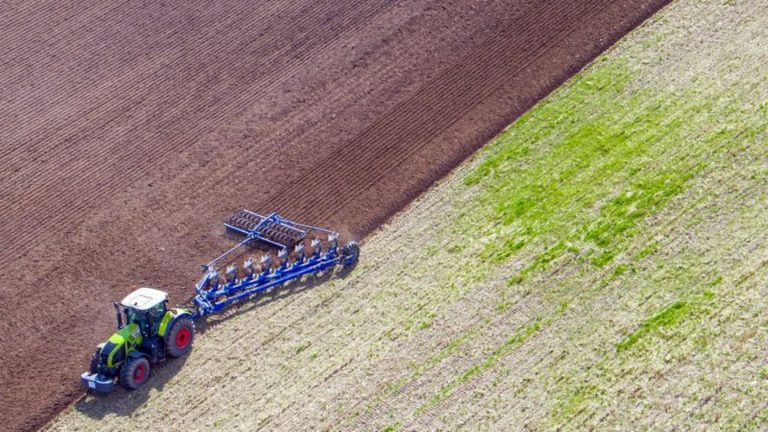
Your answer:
(0, 1), (668, 431)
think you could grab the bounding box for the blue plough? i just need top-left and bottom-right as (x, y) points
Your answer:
(191, 210), (359, 319)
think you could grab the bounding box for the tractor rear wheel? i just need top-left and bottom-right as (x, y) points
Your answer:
(119, 356), (150, 390)
(166, 317), (195, 358)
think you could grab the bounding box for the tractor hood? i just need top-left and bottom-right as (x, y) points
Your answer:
(109, 323), (143, 346)
(82, 323), (144, 393)
(99, 323), (143, 369)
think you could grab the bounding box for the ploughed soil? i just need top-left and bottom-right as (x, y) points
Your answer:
(0, 1), (668, 430)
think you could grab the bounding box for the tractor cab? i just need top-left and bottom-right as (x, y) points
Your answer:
(118, 287), (168, 337)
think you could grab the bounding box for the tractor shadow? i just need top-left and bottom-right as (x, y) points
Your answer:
(72, 264), (356, 419)
(72, 353), (189, 419)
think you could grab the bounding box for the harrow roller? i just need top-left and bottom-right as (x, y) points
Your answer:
(225, 210), (308, 248)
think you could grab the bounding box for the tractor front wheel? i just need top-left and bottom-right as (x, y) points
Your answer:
(89, 348), (101, 374)
(120, 356), (150, 390)
(166, 317), (195, 358)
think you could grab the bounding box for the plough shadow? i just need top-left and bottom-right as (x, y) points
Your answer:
(196, 264), (356, 333)
(73, 264), (356, 419)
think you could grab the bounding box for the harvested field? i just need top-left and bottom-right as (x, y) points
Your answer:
(0, 1), (669, 431)
(48, 0), (768, 430)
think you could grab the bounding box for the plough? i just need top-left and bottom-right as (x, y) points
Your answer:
(81, 210), (358, 392)
(193, 210), (359, 318)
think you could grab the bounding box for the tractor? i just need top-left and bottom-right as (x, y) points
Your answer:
(82, 287), (194, 392)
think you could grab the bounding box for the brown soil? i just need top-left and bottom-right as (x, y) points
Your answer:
(0, 1), (669, 431)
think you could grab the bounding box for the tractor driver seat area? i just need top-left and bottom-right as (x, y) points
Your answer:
(126, 304), (165, 338)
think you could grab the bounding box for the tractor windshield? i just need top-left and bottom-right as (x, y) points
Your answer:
(125, 307), (139, 325)
(125, 307), (152, 336)
(124, 305), (165, 336)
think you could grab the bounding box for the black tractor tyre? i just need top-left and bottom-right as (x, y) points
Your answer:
(119, 356), (150, 390)
(342, 241), (360, 267)
(89, 348), (101, 374)
(166, 316), (195, 358)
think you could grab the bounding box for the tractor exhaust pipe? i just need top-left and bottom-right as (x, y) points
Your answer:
(114, 302), (123, 329)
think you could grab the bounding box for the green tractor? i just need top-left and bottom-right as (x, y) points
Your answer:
(81, 288), (195, 392)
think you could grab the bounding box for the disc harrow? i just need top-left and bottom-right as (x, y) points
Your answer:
(225, 209), (308, 248)
(193, 210), (359, 318)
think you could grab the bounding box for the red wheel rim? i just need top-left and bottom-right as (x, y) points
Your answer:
(134, 363), (146, 382)
(176, 327), (191, 348)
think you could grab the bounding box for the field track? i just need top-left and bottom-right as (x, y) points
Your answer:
(0, 1), (668, 431)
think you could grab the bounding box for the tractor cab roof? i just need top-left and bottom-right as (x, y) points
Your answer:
(120, 288), (168, 311)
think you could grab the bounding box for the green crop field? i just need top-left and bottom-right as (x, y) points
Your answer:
(49, 0), (768, 430)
